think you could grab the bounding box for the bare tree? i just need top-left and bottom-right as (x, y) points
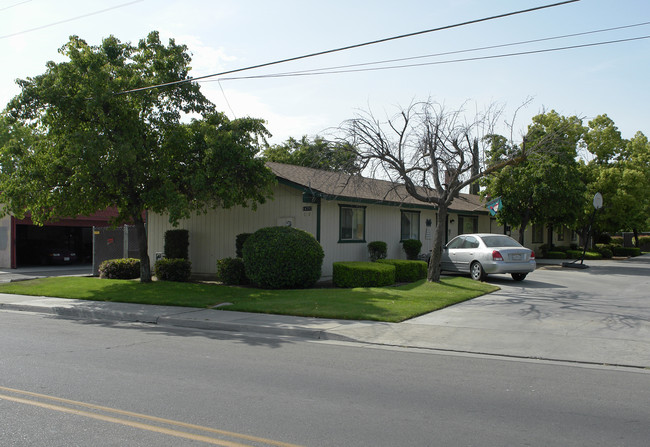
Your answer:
(338, 99), (528, 282)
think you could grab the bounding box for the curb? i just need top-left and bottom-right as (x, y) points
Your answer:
(0, 302), (159, 324)
(0, 301), (360, 342)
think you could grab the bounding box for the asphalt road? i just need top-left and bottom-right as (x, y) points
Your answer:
(1, 310), (648, 446)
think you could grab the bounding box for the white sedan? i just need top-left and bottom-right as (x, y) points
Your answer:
(441, 233), (536, 281)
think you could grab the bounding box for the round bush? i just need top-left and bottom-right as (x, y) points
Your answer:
(368, 241), (387, 261)
(242, 226), (324, 289)
(402, 239), (422, 260)
(99, 258), (140, 279)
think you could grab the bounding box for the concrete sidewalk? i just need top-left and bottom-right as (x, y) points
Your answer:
(1, 287), (648, 370)
(1, 256), (648, 369)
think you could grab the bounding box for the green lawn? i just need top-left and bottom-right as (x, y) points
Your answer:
(0, 276), (499, 323)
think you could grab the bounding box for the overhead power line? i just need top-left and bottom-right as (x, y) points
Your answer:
(115, 0), (580, 95)
(0, 0), (144, 40)
(222, 21), (650, 78)
(210, 31), (650, 82)
(213, 35), (650, 81)
(0, 1), (32, 12)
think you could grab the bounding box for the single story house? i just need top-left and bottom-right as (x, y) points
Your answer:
(147, 162), (525, 279)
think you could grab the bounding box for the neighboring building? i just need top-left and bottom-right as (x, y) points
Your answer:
(0, 209), (120, 269)
(147, 162), (511, 279)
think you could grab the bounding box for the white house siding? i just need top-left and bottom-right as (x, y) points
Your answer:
(318, 201), (438, 276)
(147, 183), (316, 276)
(147, 184), (512, 280)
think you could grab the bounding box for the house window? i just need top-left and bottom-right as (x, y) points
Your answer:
(458, 216), (478, 235)
(532, 224), (544, 243)
(557, 226), (565, 242)
(400, 210), (420, 241)
(339, 205), (366, 242)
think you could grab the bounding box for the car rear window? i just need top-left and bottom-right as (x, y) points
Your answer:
(481, 235), (521, 248)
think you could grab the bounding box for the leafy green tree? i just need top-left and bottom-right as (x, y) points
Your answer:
(263, 135), (360, 174)
(0, 32), (275, 282)
(582, 114), (626, 164)
(584, 130), (650, 243)
(482, 111), (586, 245)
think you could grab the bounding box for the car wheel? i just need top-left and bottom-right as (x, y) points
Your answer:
(470, 261), (486, 281)
(511, 273), (527, 281)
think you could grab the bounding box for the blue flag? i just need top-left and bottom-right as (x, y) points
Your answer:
(486, 197), (502, 216)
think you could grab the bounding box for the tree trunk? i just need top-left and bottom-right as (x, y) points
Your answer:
(427, 204), (448, 283)
(133, 213), (151, 283)
(518, 219), (529, 246)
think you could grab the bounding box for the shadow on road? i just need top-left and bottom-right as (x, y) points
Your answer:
(47, 314), (296, 349)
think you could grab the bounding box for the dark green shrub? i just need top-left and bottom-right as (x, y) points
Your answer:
(242, 226), (324, 289)
(544, 251), (567, 259)
(638, 235), (650, 250)
(566, 250), (581, 259)
(154, 258), (192, 282)
(368, 241), (387, 261)
(612, 246), (641, 257)
(566, 250), (602, 260)
(164, 229), (189, 259)
(376, 259), (427, 282)
(217, 257), (248, 285)
(99, 258), (140, 279)
(333, 262), (395, 288)
(584, 251), (603, 260)
(595, 244), (613, 259)
(402, 239), (422, 260)
(538, 244), (549, 257)
(236, 233), (252, 258)
(610, 236), (624, 246)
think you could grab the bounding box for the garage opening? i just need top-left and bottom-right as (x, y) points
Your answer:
(16, 225), (93, 267)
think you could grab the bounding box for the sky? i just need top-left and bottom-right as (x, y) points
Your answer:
(1, 0), (649, 145)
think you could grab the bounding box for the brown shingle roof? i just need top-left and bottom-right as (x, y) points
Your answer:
(266, 162), (487, 214)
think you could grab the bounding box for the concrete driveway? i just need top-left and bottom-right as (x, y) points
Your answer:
(403, 255), (650, 366)
(0, 265), (93, 282)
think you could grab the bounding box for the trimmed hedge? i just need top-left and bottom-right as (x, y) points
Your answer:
(566, 250), (603, 260)
(154, 258), (192, 282)
(99, 258), (140, 279)
(367, 241), (387, 261)
(543, 251), (567, 259)
(243, 226), (324, 289)
(612, 246), (641, 257)
(376, 259), (427, 282)
(164, 229), (189, 260)
(402, 239), (422, 260)
(333, 262), (395, 288)
(217, 257), (248, 285)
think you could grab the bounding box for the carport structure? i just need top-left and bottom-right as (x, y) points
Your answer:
(0, 209), (119, 269)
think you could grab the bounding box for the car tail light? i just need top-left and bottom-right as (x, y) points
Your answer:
(492, 250), (504, 261)
(530, 251), (535, 259)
